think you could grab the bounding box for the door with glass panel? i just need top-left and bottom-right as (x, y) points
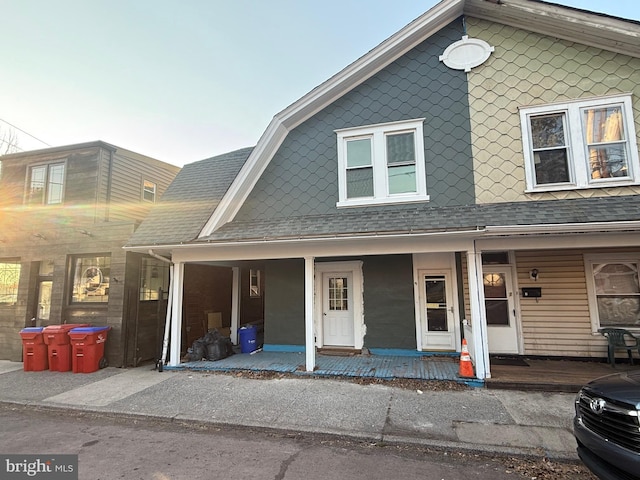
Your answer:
(484, 267), (519, 353)
(322, 272), (354, 347)
(35, 261), (54, 324)
(420, 271), (456, 350)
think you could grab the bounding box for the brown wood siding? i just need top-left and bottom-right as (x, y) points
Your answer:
(64, 149), (101, 222)
(0, 162), (27, 206)
(0, 143), (178, 365)
(0, 262), (34, 361)
(108, 148), (179, 223)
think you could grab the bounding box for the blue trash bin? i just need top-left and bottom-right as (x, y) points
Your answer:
(238, 325), (257, 353)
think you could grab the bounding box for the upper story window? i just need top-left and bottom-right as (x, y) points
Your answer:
(143, 180), (156, 203)
(335, 119), (428, 207)
(520, 94), (640, 192)
(27, 162), (65, 205)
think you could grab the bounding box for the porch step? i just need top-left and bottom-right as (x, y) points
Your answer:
(485, 379), (584, 393)
(317, 348), (361, 357)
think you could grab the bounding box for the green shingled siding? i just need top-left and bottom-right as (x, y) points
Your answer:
(362, 255), (416, 349)
(235, 19), (474, 223)
(264, 259), (305, 345)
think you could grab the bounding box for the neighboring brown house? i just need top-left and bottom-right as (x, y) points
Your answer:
(0, 141), (180, 367)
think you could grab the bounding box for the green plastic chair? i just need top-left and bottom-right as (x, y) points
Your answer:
(599, 328), (640, 366)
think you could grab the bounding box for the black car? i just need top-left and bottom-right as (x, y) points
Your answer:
(574, 370), (640, 480)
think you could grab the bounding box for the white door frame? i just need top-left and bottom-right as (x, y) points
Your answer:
(314, 261), (364, 350)
(417, 269), (457, 351)
(413, 253), (461, 352)
(484, 264), (521, 354)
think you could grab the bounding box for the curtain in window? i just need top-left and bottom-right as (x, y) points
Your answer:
(594, 262), (640, 327)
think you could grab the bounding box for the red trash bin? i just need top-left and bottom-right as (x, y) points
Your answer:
(43, 324), (90, 372)
(19, 327), (48, 371)
(68, 326), (111, 373)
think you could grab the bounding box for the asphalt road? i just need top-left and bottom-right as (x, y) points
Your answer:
(0, 405), (538, 480)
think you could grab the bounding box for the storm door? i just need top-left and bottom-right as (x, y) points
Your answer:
(35, 261), (54, 324)
(484, 267), (519, 353)
(420, 271), (456, 350)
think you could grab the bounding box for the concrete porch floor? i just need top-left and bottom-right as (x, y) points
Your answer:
(172, 350), (484, 386)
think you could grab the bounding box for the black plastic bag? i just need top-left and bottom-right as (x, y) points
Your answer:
(188, 340), (207, 361)
(206, 337), (233, 361)
(203, 329), (220, 345)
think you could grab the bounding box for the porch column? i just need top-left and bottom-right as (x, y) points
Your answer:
(230, 267), (240, 345)
(304, 256), (316, 372)
(466, 250), (490, 379)
(168, 261), (184, 367)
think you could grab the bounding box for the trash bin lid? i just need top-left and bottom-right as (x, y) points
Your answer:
(69, 326), (111, 333)
(20, 327), (44, 333)
(43, 324), (90, 333)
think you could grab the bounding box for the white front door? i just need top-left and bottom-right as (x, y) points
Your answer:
(484, 267), (519, 354)
(322, 272), (354, 347)
(420, 271), (456, 350)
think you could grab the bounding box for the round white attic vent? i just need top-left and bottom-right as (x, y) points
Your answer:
(439, 35), (495, 72)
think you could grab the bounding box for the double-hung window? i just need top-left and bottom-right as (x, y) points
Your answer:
(336, 119), (427, 207)
(27, 162), (65, 205)
(585, 254), (640, 332)
(520, 94), (639, 192)
(143, 180), (156, 203)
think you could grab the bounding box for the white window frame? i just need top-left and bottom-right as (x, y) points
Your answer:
(249, 269), (261, 297)
(335, 118), (428, 208)
(143, 180), (156, 203)
(520, 94), (640, 192)
(585, 253), (640, 333)
(26, 161), (66, 205)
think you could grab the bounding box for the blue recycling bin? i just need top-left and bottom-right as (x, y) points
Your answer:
(238, 325), (257, 353)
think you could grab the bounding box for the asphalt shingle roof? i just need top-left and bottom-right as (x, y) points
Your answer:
(126, 147), (253, 246)
(127, 145), (640, 247)
(196, 195), (640, 243)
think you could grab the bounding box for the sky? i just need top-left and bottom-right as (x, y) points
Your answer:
(0, 0), (638, 167)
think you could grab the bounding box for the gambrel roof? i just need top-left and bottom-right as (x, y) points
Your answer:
(197, 0), (640, 239)
(125, 0), (640, 250)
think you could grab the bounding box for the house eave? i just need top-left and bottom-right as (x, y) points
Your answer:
(0, 140), (118, 160)
(465, 0), (640, 59)
(127, 220), (640, 254)
(485, 220), (640, 236)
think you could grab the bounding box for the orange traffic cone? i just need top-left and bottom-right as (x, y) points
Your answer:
(459, 338), (474, 378)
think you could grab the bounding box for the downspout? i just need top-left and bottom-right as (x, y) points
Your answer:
(148, 250), (173, 368)
(148, 250), (172, 264)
